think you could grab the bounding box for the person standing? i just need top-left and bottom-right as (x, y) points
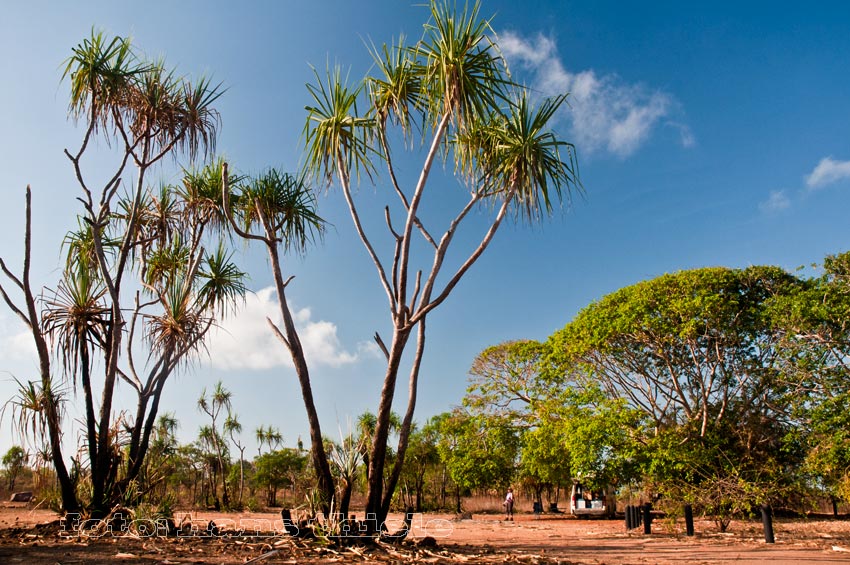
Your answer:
(504, 487), (514, 521)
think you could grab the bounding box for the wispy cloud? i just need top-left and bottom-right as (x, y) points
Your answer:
(499, 32), (693, 157)
(204, 287), (379, 371)
(758, 190), (791, 213)
(805, 157), (850, 190)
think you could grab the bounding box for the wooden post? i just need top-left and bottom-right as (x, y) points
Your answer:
(761, 505), (775, 544)
(642, 503), (652, 535)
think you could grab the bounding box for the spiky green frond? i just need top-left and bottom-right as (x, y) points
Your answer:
(367, 36), (423, 134)
(179, 76), (224, 161)
(63, 219), (120, 275)
(3, 378), (67, 449)
(458, 92), (581, 221)
(197, 244), (247, 316)
(143, 236), (190, 288)
(224, 414), (242, 435)
(304, 65), (377, 184)
(415, 0), (511, 129)
(116, 185), (180, 257)
(239, 169), (325, 254)
(62, 30), (145, 131)
(146, 273), (202, 356)
(177, 158), (229, 232)
(41, 263), (110, 383)
(64, 31), (222, 162)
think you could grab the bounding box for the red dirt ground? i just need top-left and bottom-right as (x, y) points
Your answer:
(1, 503), (849, 564)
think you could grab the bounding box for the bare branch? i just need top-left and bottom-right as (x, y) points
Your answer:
(409, 270), (421, 313)
(0, 258), (25, 291)
(0, 281), (30, 328)
(117, 368), (142, 394)
(267, 316), (290, 349)
(336, 156), (397, 314)
(408, 190), (482, 322)
(412, 188), (514, 325)
(374, 332), (390, 360)
(384, 206), (401, 239)
(396, 112), (452, 310)
(124, 292), (147, 392)
(377, 120), (437, 249)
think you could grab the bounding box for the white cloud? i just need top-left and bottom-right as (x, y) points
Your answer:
(0, 315), (35, 364)
(204, 287), (379, 371)
(498, 31), (691, 157)
(805, 157), (850, 190)
(759, 190), (791, 213)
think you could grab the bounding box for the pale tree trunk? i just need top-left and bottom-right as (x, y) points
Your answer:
(365, 328), (411, 522)
(363, 187), (516, 525)
(380, 320), (426, 520)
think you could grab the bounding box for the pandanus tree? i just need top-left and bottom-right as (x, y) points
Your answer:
(0, 188), (78, 511)
(302, 0), (581, 525)
(221, 167), (334, 510)
(255, 425), (283, 457)
(328, 431), (363, 518)
(2, 32), (241, 515)
(198, 382), (235, 508)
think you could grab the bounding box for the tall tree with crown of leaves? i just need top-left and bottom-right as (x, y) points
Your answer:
(302, 0), (581, 525)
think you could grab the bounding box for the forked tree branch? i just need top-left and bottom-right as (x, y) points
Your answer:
(411, 187), (514, 326)
(396, 112), (452, 311)
(413, 190), (482, 318)
(376, 124), (437, 249)
(0, 250), (30, 328)
(0, 281), (29, 328)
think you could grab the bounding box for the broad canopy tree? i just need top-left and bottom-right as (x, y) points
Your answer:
(462, 340), (639, 500)
(546, 266), (806, 507)
(549, 266), (796, 439)
(770, 251), (850, 507)
(435, 409), (519, 512)
(463, 260), (850, 515)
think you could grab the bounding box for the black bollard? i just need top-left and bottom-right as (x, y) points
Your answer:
(642, 503), (652, 535)
(629, 505), (637, 529)
(636, 504), (642, 527)
(625, 504), (632, 530)
(761, 505), (775, 544)
(684, 504), (694, 536)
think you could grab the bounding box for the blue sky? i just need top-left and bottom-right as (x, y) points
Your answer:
(1, 1), (849, 457)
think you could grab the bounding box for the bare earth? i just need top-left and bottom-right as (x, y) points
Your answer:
(1, 503), (849, 564)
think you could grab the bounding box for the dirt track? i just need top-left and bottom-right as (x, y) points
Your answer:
(1, 504), (849, 564)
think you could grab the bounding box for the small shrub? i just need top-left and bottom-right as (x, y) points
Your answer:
(244, 496), (262, 512)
